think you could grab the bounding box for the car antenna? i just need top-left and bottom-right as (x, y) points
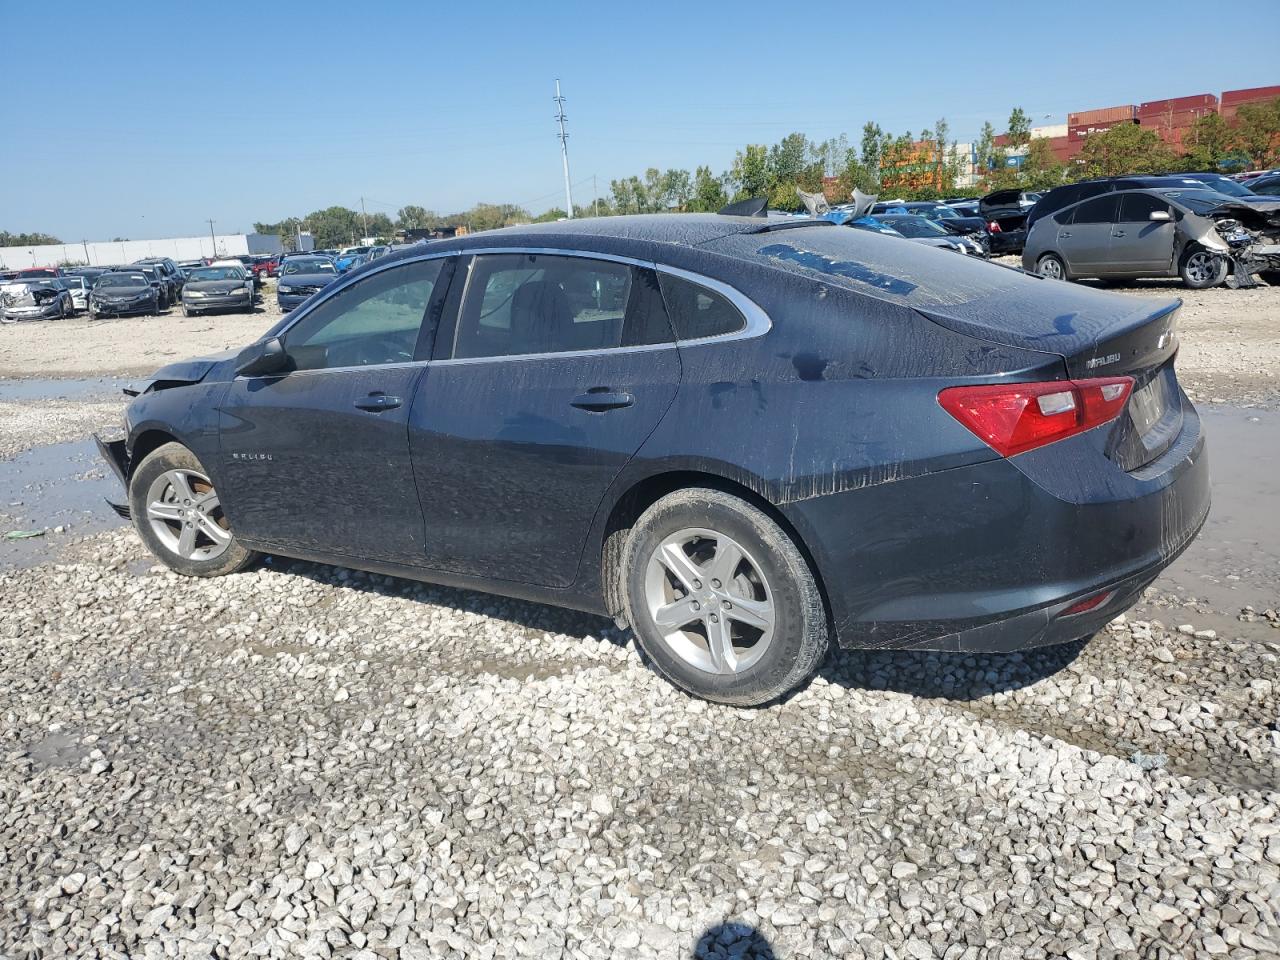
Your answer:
(718, 197), (769, 217)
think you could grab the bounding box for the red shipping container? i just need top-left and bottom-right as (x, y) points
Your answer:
(1067, 119), (1136, 140)
(1048, 135), (1081, 163)
(1140, 109), (1214, 129)
(1067, 105), (1136, 126)
(1139, 94), (1217, 115)
(1221, 85), (1280, 106)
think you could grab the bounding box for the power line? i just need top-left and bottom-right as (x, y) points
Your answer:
(554, 79), (574, 218)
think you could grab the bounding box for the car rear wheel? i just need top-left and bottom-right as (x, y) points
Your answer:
(1180, 249), (1227, 289)
(624, 488), (829, 706)
(128, 442), (258, 578)
(1036, 253), (1067, 281)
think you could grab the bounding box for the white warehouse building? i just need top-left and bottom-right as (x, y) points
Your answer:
(0, 233), (282, 271)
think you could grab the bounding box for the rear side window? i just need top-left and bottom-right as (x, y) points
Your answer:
(1072, 194), (1120, 225)
(657, 273), (745, 341)
(1118, 192), (1171, 222)
(451, 253), (635, 359)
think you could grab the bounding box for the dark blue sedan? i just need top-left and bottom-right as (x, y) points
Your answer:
(276, 255), (339, 312)
(96, 214), (1209, 705)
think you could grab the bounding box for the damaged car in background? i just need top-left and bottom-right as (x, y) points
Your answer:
(1023, 187), (1280, 288)
(0, 277), (75, 323)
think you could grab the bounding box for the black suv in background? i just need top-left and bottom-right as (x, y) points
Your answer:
(135, 257), (184, 303)
(1025, 177), (1199, 231)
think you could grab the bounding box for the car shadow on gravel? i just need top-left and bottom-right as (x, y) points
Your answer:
(819, 638), (1089, 702)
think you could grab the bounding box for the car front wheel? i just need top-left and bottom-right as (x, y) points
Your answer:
(624, 488), (829, 706)
(128, 442), (258, 578)
(1180, 249), (1227, 289)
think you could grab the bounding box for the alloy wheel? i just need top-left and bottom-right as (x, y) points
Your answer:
(1185, 252), (1218, 286)
(145, 468), (232, 561)
(1037, 256), (1064, 280)
(644, 527), (775, 675)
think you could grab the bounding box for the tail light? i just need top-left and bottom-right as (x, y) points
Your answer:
(988, 220), (1002, 232)
(1061, 590), (1114, 617)
(938, 376), (1134, 457)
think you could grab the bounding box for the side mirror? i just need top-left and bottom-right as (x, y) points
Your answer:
(1149, 210), (1172, 222)
(235, 336), (289, 376)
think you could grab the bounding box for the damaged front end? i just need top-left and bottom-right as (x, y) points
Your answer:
(1209, 200), (1280, 288)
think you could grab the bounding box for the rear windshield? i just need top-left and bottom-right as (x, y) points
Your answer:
(706, 225), (1024, 307)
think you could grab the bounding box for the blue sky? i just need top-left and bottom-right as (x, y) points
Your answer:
(4, 0), (1278, 241)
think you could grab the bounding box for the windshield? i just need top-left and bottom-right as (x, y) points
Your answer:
(879, 216), (949, 238)
(282, 259), (336, 275)
(1161, 189), (1238, 215)
(188, 267), (243, 281)
(1189, 176), (1252, 197)
(96, 274), (148, 288)
(62, 277), (85, 290)
(920, 206), (958, 220)
(5, 280), (55, 293)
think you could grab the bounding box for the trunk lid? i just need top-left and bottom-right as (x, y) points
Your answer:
(918, 293), (1183, 471)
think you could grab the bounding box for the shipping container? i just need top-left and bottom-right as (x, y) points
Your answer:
(1048, 135), (1081, 164)
(1067, 119), (1137, 140)
(1140, 109), (1213, 129)
(1030, 123), (1067, 140)
(1067, 105), (1136, 126)
(1138, 94), (1218, 116)
(1220, 85), (1280, 107)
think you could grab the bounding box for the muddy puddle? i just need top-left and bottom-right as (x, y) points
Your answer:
(0, 438), (125, 568)
(1144, 405), (1280, 620)
(0, 376), (127, 403)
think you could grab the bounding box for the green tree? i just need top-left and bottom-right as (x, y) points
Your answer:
(859, 122), (884, 175)
(659, 169), (693, 210)
(974, 121), (997, 175)
(1175, 113), (1233, 172)
(395, 205), (437, 230)
(1007, 107), (1031, 149)
(1019, 138), (1066, 190)
(300, 206), (363, 248)
(531, 207), (567, 223)
(728, 144), (771, 200)
(687, 166), (728, 212)
(0, 230), (61, 245)
(1075, 123), (1177, 179)
(1231, 98), (1280, 168)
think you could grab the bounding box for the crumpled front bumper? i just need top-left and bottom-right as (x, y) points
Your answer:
(94, 434), (132, 519)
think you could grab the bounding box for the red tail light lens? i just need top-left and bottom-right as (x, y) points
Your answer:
(938, 376), (1134, 457)
(1061, 590), (1114, 617)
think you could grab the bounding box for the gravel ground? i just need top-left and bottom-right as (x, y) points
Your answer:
(1, 275), (1277, 958)
(0, 531), (1277, 958)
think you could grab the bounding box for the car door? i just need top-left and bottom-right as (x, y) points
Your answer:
(408, 251), (681, 587)
(1110, 191), (1176, 273)
(216, 256), (450, 563)
(1057, 193), (1120, 275)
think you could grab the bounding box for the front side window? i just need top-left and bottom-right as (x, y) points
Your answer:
(1118, 192), (1171, 222)
(284, 258), (442, 371)
(657, 273), (746, 341)
(1072, 194), (1120, 225)
(451, 254), (635, 359)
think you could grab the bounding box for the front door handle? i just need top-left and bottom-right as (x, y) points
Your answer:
(570, 390), (634, 412)
(354, 393), (403, 412)
(1059, 231), (1072, 239)
(1112, 230), (1126, 237)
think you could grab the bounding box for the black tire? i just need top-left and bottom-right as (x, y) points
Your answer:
(128, 442), (258, 578)
(623, 488), (829, 706)
(1179, 248), (1227, 289)
(1036, 253), (1068, 281)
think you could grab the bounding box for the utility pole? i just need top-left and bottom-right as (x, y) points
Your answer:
(206, 219), (216, 257)
(360, 197), (369, 240)
(592, 175), (598, 218)
(554, 79), (573, 218)
(82, 239), (90, 265)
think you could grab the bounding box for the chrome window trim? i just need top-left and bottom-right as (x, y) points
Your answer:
(264, 244), (773, 372)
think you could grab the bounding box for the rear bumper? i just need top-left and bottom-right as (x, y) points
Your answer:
(790, 399), (1210, 652)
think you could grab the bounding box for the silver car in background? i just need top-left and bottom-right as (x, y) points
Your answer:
(1022, 188), (1256, 289)
(61, 275), (89, 313)
(0, 277), (75, 322)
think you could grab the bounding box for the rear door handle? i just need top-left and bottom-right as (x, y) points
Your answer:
(1112, 230), (1126, 237)
(570, 390), (634, 412)
(354, 393), (402, 412)
(1059, 231), (1071, 239)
